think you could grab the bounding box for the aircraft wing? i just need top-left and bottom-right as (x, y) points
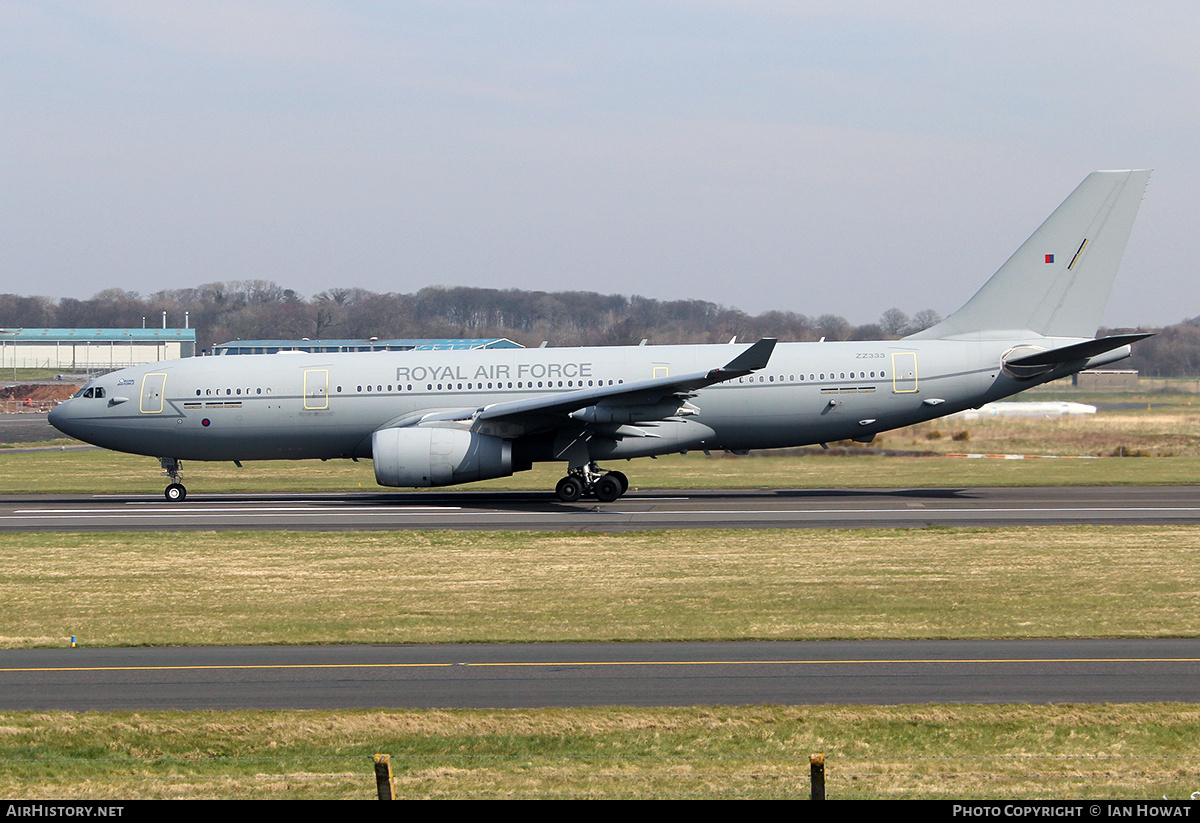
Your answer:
(391, 338), (776, 435)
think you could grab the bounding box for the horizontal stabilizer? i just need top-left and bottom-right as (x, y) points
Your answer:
(1003, 333), (1152, 379)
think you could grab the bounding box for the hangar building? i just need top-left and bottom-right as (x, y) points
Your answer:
(0, 328), (196, 371)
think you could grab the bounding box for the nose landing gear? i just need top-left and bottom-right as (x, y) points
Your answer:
(160, 457), (187, 502)
(554, 463), (629, 503)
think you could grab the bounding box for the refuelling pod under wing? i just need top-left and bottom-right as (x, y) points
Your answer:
(372, 427), (513, 487)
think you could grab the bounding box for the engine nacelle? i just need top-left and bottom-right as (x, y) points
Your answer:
(372, 427), (513, 487)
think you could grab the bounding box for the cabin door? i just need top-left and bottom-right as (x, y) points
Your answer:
(139, 373), (167, 413)
(303, 369), (330, 410)
(891, 352), (918, 393)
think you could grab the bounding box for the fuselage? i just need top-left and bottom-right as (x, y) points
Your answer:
(48, 335), (1091, 470)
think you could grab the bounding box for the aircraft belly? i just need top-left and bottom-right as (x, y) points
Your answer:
(169, 424), (364, 461)
(699, 385), (899, 449)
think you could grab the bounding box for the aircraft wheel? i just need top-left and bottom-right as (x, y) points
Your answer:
(594, 474), (622, 503)
(607, 471), (629, 495)
(555, 476), (583, 503)
(164, 483), (187, 502)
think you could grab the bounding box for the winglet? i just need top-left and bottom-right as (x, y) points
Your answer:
(711, 338), (776, 378)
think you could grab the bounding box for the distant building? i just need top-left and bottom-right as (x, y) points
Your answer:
(947, 401), (1097, 421)
(213, 337), (523, 355)
(1073, 369), (1139, 389)
(0, 328), (196, 371)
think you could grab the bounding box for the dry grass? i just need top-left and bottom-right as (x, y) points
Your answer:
(4, 527), (1200, 648)
(2, 705), (1198, 799)
(891, 408), (1200, 457)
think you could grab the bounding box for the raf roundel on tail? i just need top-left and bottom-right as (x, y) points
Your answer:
(50, 170), (1153, 502)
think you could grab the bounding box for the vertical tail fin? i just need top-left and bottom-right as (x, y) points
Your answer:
(909, 170), (1151, 340)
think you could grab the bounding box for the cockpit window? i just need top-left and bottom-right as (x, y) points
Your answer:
(94, 387), (105, 398)
(79, 387), (105, 399)
(81, 388), (94, 398)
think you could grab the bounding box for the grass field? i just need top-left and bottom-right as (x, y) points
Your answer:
(4, 526), (1199, 647)
(3, 705), (1198, 799)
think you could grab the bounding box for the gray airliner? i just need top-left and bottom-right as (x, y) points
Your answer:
(50, 170), (1153, 502)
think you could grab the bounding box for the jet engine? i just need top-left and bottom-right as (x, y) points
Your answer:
(372, 427), (513, 487)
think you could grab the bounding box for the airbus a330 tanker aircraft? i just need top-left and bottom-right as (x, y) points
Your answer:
(50, 170), (1154, 502)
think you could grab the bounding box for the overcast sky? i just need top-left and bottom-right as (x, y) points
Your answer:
(3, 1), (1196, 327)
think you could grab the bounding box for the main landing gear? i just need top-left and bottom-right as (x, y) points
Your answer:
(160, 457), (187, 502)
(555, 463), (629, 503)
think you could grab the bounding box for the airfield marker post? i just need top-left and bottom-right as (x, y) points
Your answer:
(373, 754), (395, 800)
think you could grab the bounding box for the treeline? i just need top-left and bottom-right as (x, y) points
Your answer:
(0, 281), (942, 352)
(1109, 320), (1200, 377)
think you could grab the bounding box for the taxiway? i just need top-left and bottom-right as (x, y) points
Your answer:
(3, 640), (1198, 710)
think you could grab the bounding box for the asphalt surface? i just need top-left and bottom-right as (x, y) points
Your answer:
(2, 485), (1199, 531)
(0, 412), (59, 444)
(3, 640), (1198, 710)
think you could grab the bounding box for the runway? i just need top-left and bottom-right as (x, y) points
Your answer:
(3, 640), (1199, 710)
(2, 485), (1199, 531)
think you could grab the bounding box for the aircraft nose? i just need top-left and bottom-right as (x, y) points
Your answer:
(47, 401), (78, 438)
